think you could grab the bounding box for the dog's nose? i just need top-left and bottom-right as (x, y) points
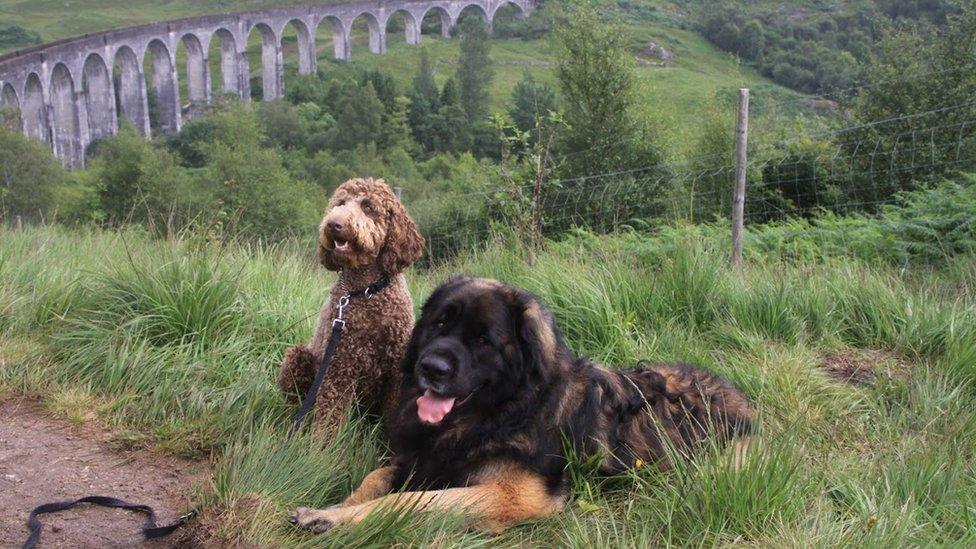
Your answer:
(327, 220), (343, 232)
(420, 356), (453, 381)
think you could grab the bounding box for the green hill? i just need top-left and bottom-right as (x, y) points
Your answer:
(0, 0), (807, 156)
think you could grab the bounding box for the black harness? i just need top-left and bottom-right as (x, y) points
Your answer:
(21, 275), (390, 549)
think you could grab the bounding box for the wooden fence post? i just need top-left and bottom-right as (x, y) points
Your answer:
(731, 88), (749, 266)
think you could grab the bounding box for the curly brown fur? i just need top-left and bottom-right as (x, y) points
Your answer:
(278, 178), (424, 440)
(277, 345), (317, 405)
(292, 276), (754, 534)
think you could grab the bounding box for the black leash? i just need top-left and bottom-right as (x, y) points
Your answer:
(23, 496), (197, 549)
(22, 275), (390, 548)
(287, 275), (390, 437)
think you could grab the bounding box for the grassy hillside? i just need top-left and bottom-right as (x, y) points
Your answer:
(1, 0), (807, 156)
(0, 0), (319, 44)
(1, 222), (974, 546)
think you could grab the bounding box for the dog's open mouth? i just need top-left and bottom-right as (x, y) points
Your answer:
(415, 387), (480, 425)
(332, 238), (353, 253)
(416, 390), (455, 424)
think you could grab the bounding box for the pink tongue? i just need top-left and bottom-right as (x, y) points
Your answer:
(416, 390), (456, 424)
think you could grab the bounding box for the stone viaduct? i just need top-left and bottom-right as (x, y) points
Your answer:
(0, 0), (535, 167)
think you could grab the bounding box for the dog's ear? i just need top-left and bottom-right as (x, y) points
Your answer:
(317, 219), (342, 271)
(512, 289), (564, 382)
(378, 192), (425, 276)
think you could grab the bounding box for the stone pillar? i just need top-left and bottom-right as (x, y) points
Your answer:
(298, 23), (316, 75)
(337, 29), (351, 60)
(261, 33), (283, 100)
(442, 12), (453, 37)
(168, 58), (182, 132)
(22, 75), (51, 144)
(215, 30), (240, 98)
(74, 89), (90, 166)
(115, 48), (151, 136)
(134, 70), (151, 136)
(405, 15), (422, 45)
(83, 52), (119, 141)
(150, 47), (181, 133)
(202, 56), (213, 104)
(183, 36), (212, 110)
(237, 50), (251, 102)
(370, 27), (387, 55)
(49, 64), (82, 168)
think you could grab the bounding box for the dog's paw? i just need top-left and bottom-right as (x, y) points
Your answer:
(289, 507), (336, 533)
(283, 345), (316, 369)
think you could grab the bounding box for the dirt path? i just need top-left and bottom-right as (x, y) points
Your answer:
(0, 399), (205, 548)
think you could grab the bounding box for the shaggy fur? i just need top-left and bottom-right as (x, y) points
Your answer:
(291, 276), (754, 533)
(277, 178), (424, 438)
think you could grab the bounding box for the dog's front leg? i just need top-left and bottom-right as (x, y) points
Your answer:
(290, 466), (564, 534)
(340, 466), (398, 507)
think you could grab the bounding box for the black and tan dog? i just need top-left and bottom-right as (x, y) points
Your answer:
(291, 276), (754, 533)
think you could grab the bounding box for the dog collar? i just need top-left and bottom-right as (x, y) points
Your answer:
(344, 275), (391, 299)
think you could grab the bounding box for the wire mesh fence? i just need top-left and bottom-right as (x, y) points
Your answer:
(408, 99), (976, 262)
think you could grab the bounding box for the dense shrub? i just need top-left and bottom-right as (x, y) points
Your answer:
(0, 24), (41, 48)
(82, 127), (187, 230)
(844, 6), (976, 200)
(508, 71), (559, 137)
(697, 1), (958, 94)
(0, 125), (64, 221)
(746, 175), (976, 265)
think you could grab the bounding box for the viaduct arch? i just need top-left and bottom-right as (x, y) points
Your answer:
(0, 0), (534, 167)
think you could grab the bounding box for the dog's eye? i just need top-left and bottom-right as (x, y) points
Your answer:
(336, 199), (346, 206)
(435, 320), (445, 330)
(361, 200), (373, 212)
(477, 336), (490, 346)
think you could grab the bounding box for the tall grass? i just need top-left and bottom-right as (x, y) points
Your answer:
(1, 223), (974, 546)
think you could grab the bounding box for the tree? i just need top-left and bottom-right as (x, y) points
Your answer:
(380, 95), (414, 151)
(0, 125), (64, 221)
(508, 71), (558, 136)
(411, 47), (440, 112)
(456, 17), (494, 121)
(408, 48), (441, 152)
(86, 126), (183, 229)
(197, 105), (320, 236)
(846, 1), (976, 202)
(440, 77), (461, 107)
(553, 2), (638, 176)
(432, 102), (471, 153)
(360, 68), (398, 113)
(329, 80), (384, 150)
(258, 101), (306, 150)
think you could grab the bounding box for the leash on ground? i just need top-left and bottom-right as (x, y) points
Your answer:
(23, 497), (197, 549)
(22, 275), (390, 548)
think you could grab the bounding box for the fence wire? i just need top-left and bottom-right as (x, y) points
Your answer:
(409, 102), (976, 261)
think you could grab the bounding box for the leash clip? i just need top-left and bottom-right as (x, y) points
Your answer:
(333, 294), (351, 329)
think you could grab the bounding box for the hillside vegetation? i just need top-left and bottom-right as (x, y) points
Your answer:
(2, 185), (975, 545)
(693, 0), (965, 93)
(0, 0), (804, 155)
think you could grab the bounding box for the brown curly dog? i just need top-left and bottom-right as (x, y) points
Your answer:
(277, 178), (424, 438)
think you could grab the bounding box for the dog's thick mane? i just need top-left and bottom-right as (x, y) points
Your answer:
(390, 278), (753, 495)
